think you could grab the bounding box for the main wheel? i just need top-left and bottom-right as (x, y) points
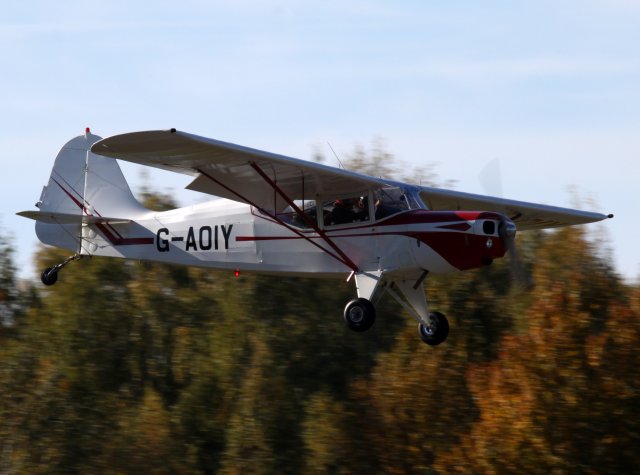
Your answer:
(41, 267), (58, 286)
(343, 298), (376, 332)
(418, 311), (449, 346)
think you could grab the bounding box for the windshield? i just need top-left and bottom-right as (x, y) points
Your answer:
(374, 186), (423, 219)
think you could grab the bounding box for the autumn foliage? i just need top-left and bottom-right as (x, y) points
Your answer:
(1, 192), (637, 473)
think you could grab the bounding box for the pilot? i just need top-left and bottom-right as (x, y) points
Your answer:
(374, 195), (402, 220)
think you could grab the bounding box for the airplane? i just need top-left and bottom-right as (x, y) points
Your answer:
(18, 128), (613, 345)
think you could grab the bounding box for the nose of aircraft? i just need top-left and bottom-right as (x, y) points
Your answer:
(499, 217), (518, 257)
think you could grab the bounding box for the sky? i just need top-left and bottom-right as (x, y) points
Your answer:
(1, 0), (638, 281)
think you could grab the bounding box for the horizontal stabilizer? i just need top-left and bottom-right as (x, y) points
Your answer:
(17, 210), (131, 225)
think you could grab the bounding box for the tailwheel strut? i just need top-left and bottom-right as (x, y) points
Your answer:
(41, 254), (86, 286)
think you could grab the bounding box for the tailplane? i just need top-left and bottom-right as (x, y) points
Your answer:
(19, 129), (149, 254)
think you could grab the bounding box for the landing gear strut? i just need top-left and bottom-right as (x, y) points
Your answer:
(344, 272), (451, 345)
(40, 254), (85, 286)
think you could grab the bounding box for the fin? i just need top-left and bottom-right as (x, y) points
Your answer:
(20, 129), (148, 253)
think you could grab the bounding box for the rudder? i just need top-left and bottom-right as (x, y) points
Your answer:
(34, 129), (148, 253)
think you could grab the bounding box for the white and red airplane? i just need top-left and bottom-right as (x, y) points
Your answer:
(18, 129), (613, 345)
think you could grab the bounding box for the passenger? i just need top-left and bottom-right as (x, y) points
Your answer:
(353, 196), (369, 221)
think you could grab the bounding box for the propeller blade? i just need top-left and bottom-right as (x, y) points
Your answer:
(500, 219), (529, 287)
(480, 160), (530, 287)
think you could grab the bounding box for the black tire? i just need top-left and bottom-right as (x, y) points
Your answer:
(41, 267), (58, 286)
(418, 311), (449, 345)
(343, 298), (376, 332)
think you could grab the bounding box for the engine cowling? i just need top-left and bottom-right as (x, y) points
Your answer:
(409, 210), (516, 273)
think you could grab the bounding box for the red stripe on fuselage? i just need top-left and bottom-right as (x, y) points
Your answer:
(411, 231), (505, 271)
(52, 179), (153, 246)
(94, 223), (154, 246)
(237, 209), (507, 271)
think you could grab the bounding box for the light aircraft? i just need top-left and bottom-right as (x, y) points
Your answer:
(18, 129), (613, 345)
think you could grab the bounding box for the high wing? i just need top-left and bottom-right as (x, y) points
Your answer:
(91, 129), (612, 230)
(420, 186), (612, 230)
(91, 129), (388, 212)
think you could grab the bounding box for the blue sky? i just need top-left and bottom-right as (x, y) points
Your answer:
(1, 0), (638, 280)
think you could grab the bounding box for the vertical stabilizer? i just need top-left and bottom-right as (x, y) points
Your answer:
(34, 129), (148, 253)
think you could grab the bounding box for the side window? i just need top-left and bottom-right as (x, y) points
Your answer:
(323, 196), (370, 227)
(275, 200), (317, 228)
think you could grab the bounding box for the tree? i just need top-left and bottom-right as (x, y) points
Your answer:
(0, 232), (30, 330)
(435, 228), (640, 473)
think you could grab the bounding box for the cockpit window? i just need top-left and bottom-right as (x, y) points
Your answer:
(257, 187), (425, 229)
(275, 200), (317, 228)
(374, 187), (414, 219)
(323, 196), (370, 227)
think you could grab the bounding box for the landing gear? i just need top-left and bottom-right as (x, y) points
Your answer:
(41, 267), (58, 286)
(345, 271), (451, 345)
(343, 298), (376, 332)
(39, 254), (84, 286)
(418, 311), (449, 346)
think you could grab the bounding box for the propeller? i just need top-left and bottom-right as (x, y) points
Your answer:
(499, 218), (524, 283)
(478, 158), (503, 198)
(480, 160), (529, 287)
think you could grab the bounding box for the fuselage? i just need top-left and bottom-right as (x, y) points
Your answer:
(81, 197), (510, 278)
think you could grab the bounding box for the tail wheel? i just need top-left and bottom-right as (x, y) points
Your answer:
(41, 267), (58, 286)
(38, 254), (83, 286)
(344, 298), (376, 332)
(418, 311), (449, 346)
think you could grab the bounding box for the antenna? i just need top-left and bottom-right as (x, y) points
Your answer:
(327, 142), (344, 169)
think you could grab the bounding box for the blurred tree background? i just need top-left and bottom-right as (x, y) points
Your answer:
(1, 145), (637, 474)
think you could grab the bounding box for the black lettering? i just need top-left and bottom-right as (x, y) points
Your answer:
(158, 225), (231, 252)
(157, 228), (170, 252)
(199, 226), (212, 250)
(221, 224), (233, 250)
(186, 227), (197, 251)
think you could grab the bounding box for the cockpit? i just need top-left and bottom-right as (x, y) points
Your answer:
(268, 186), (426, 230)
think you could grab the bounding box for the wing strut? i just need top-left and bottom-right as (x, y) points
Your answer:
(196, 167), (359, 272)
(249, 162), (359, 272)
